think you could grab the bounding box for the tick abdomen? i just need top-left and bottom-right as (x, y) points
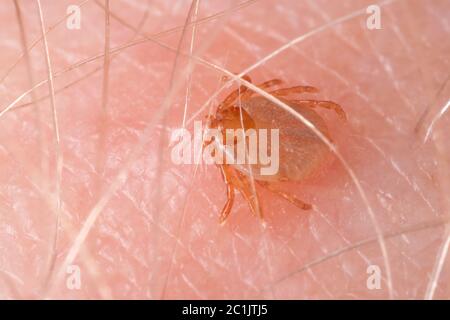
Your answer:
(232, 96), (333, 182)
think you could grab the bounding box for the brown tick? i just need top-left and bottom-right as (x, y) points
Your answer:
(204, 75), (346, 224)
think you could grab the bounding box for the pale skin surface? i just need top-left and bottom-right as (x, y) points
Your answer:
(0, 0), (448, 299)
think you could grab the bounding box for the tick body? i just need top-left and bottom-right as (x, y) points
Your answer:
(205, 75), (346, 224)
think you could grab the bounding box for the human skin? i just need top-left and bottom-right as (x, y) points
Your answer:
(0, 0), (449, 299)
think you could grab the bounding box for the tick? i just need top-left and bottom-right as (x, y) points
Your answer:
(204, 75), (346, 224)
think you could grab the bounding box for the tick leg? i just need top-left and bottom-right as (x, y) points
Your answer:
(257, 181), (312, 210)
(258, 78), (284, 90)
(270, 85), (319, 96)
(234, 171), (264, 221)
(219, 165), (234, 225)
(219, 165), (263, 223)
(218, 74), (252, 112)
(220, 180), (236, 225)
(241, 78), (284, 100)
(218, 165), (236, 224)
(290, 99), (347, 121)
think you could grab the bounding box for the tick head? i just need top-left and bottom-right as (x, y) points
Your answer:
(204, 113), (221, 130)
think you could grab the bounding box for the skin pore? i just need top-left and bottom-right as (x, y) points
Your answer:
(0, 0), (449, 299)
